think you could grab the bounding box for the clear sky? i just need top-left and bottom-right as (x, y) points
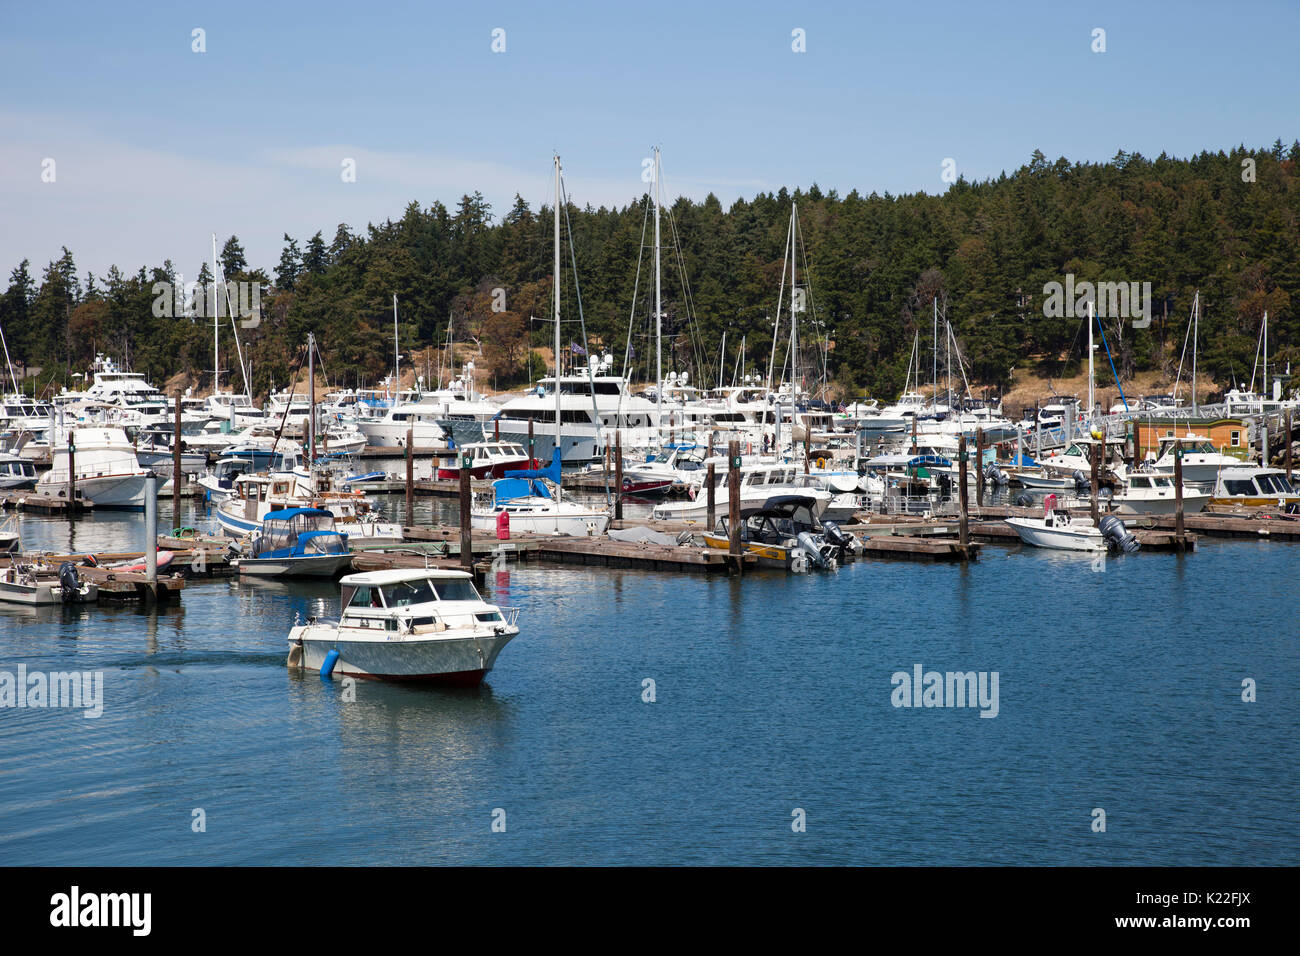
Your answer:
(2, 0), (1297, 281)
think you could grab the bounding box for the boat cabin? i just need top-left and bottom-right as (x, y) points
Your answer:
(251, 508), (348, 559)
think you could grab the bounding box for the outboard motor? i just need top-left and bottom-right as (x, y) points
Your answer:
(1099, 514), (1140, 553)
(820, 520), (854, 553)
(58, 562), (80, 603)
(984, 463), (1008, 486)
(795, 531), (831, 570)
(1013, 491), (1034, 508)
(1072, 469), (1090, 492)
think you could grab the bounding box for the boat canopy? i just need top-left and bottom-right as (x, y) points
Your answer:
(739, 494), (822, 521)
(503, 447), (562, 484)
(864, 454), (952, 468)
(492, 477), (552, 503)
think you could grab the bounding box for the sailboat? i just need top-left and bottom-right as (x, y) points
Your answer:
(470, 156), (611, 537)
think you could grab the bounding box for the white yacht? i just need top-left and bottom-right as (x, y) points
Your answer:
(1108, 467), (1211, 516)
(1145, 435), (1243, 488)
(36, 427), (153, 508)
(650, 459), (833, 522)
(286, 568), (519, 684)
(491, 365), (660, 465)
(1210, 466), (1300, 507)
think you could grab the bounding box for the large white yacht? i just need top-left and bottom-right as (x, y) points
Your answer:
(36, 426), (153, 508)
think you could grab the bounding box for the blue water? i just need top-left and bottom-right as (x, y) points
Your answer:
(1, 501), (1296, 865)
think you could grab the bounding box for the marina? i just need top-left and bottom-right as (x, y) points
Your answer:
(4, 2), (1299, 889)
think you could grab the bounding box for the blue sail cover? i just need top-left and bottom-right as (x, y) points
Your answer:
(494, 448), (562, 504)
(503, 447), (562, 484)
(492, 477), (552, 503)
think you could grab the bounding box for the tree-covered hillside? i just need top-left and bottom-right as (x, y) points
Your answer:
(3, 143), (1297, 400)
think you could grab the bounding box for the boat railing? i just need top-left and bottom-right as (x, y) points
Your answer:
(497, 606), (520, 628)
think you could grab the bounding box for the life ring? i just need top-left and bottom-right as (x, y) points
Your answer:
(816, 457), (826, 469)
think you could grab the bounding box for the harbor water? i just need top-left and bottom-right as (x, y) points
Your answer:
(1, 499), (1296, 865)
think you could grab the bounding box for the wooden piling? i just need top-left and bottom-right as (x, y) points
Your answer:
(975, 427), (985, 507)
(706, 462), (716, 530)
(958, 434), (969, 547)
(1174, 445), (1185, 545)
(1090, 441), (1100, 526)
(804, 437), (810, 474)
(172, 393), (182, 519)
(527, 419), (535, 466)
(494, 418), (500, 442)
(405, 427), (414, 521)
(728, 439), (742, 576)
(459, 455), (473, 569)
(614, 431), (623, 521)
(67, 438), (76, 508)
(911, 414), (918, 455)
(1286, 410), (1293, 482)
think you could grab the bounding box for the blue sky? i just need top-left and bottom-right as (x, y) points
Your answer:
(2, 0), (1297, 280)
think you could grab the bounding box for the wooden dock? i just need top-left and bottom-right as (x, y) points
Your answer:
(0, 490), (93, 515)
(0, 552), (186, 603)
(857, 535), (981, 562)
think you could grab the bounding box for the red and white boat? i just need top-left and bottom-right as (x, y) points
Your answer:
(436, 441), (534, 480)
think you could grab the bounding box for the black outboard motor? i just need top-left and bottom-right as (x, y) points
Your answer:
(1013, 491), (1034, 508)
(58, 561), (80, 603)
(820, 520), (853, 553)
(1072, 469), (1090, 492)
(1098, 514), (1140, 553)
(984, 463), (1008, 486)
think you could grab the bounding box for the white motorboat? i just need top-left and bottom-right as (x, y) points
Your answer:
(0, 451), (37, 489)
(234, 507), (354, 578)
(1145, 435), (1243, 488)
(651, 459), (833, 522)
(36, 427), (153, 508)
(1210, 466), (1300, 508)
(1015, 471), (1075, 491)
(1108, 467), (1211, 516)
(0, 560), (97, 605)
(1006, 501), (1139, 552)
(286, 568), (519, 684)
(217, 472), (404, 544)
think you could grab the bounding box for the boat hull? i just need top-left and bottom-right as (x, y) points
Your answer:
(1005, 517), (1107, 551)
(36, 473), (151, 509)
(291, 626), (515, 683)
(1109, 493), (1210, 516)
(237, 554), (354, 578)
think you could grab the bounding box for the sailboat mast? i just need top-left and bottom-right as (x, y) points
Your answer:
(1087, 299), (1095, 421)
(932, 297), (938, 408)
(554, 154), (562, 445)
(307, 331), (316, 466)
(654, 146), (662, 430)
(211, 233), (220, 392)
(790, 203), (798, 395)
(393, 294), (399, 394)
(1192, 291), (1199, 415)
(1264, 310), (1269, 398)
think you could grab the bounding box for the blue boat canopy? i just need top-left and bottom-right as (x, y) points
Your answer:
(503, 448), (562, 484)
(264, 507), (334, 521)
(492, 477), (552, 503)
